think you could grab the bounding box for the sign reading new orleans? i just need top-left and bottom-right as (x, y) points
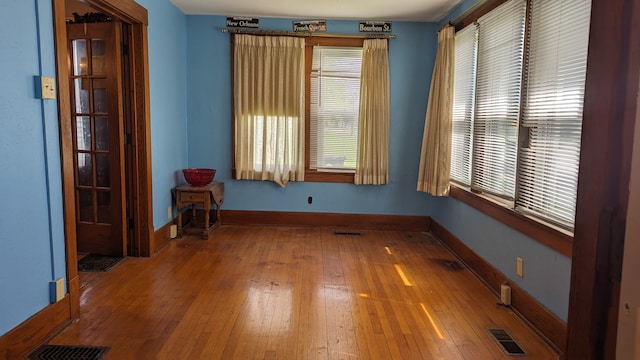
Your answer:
(293, 20), (327, 32)
(226, 17), (259, 28)
(359, 21), (392, 32)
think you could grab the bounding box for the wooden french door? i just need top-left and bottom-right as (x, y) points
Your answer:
(67, 22), (126, 257)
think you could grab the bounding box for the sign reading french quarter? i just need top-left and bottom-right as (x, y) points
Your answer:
(359, 20), (392, 32)
(293, 20), (327, 32)
(226, 16), (259, 28)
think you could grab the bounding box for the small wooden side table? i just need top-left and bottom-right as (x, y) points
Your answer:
(172, 182), (224, 239)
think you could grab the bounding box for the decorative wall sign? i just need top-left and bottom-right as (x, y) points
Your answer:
(67, 12), (112, 24)
(359, 20), (392, 32)
(293, 20), (327, 32)
(226, 16), (260, 28)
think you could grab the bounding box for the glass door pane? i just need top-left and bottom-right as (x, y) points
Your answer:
(71, 36), (112, 226)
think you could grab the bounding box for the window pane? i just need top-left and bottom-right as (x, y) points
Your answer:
(74, 78), (90, 114)
(77, 153), (92, 187)
(472, 0), (526, 200)
(91, 39), (106, 76)
(451, 25), (478, 186)
(95, 116), (109, 151)
(93, 79), (108, 113)
(78, 189), (93, 223)
(96, 154), (110, 188)
(72, 39), (88, 76)
(75, 116), (91, 151)
(516, 0), (591, 228)
(310, 46), (362, 172)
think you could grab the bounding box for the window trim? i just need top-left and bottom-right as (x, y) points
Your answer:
(451, 0), (511, 31)
(231, 35), (363, 183)
(304, 37), (364, 183)
(450, 184), (573, 257)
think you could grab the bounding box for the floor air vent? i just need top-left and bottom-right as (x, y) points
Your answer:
(29, 345), (110, 359)
(487, 328), (526, 355)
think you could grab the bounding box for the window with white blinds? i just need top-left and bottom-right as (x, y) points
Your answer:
(473, 0), (526, 200)
(516, 0), (591, 226)
(310, 46), (363, 172)
(450, 25), (477, 185)
(450, 0), (591, 230)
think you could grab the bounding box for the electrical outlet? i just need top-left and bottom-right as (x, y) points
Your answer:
(49, 278), (65, 303)
(500, 284), (511, 305)
(167, 206), (172, 219)
(516, 257), (524, 277)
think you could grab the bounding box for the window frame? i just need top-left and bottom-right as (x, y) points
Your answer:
(304, 37), (364, 183)
(448, 0), (589, 256)
(230, 36), (364, 183)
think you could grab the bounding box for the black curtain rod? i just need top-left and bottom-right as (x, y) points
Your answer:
(220, 28), (397, 39)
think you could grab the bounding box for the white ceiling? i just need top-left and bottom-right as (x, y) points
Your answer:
(170, 0), (464, 22)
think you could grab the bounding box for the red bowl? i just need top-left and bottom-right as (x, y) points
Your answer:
(182, 168), (216, 187)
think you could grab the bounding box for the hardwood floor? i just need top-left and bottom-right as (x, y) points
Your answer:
(47, 225), (558, 359)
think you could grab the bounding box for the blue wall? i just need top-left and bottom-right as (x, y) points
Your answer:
(430, 0), (572, 321)
(135, 0), (189, 228)
(186, 16), (435, 215)
(431, 197), (571, 320)
(0, 0), (66, 336)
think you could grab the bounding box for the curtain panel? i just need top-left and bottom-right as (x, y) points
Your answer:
(417, 25), (455, 196)
(355, 39), (390, 185)
(233, 34), (305, 187)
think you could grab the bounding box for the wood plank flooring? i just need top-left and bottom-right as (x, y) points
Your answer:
(47, 225), (559, 359)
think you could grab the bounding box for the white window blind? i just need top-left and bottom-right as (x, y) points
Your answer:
(472, 0), (526, 200)
(310, 46), (362, 172)
(450, 0), (592, 230)
(450, 25), (478, 186)
(516, 0), (592, 227)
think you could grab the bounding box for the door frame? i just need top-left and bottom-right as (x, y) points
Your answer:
(52, 0), (153, 318)
(566, 0), (640, 357)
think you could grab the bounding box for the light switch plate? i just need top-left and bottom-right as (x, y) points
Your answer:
(40, 76), (56, 99)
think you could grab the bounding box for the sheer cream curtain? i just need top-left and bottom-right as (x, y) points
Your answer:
(417, 25), (455, 195)
(355, 39), (390, 185)
(233, 34), (305, 187)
